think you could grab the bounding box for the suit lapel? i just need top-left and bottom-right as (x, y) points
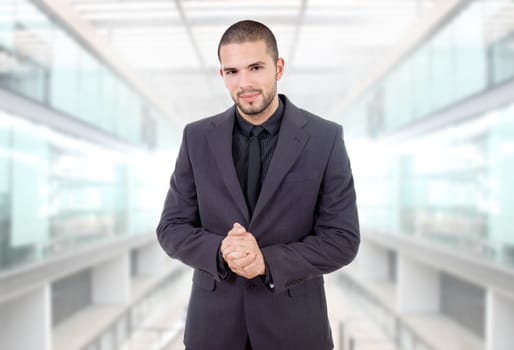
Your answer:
(206, 107), (250, 222)
(251, 97), (309, 223)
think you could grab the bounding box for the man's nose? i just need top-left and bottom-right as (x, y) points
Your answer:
(238, 71), (253, 90)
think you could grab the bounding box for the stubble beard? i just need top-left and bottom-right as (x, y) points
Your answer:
(235, 83), (277, 120)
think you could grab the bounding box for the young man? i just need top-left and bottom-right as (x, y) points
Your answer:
(157, 20), (360, 350)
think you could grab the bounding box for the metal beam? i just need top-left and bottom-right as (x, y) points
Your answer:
(173, 0), (207, 69)
(0, 89), (145, 154)
(287, 0), (308, 67)
(88, 15), (366, 29)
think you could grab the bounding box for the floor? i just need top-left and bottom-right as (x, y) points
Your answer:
(119, 270), (398, 350)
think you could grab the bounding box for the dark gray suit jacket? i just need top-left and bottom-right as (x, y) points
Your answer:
(157, 95), (360, 350)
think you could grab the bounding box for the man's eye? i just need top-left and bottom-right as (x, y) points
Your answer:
(252, 66), (262, 71)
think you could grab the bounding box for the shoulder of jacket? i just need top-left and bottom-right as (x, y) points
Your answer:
(299, 108), (342, 135)
(183, 111), (230, 135)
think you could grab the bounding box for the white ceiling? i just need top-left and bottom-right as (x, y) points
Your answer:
(67, 0), (437, 124)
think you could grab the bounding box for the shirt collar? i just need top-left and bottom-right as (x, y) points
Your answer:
(235, 97), (284, 137)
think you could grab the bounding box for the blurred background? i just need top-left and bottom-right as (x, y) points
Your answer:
(1, 0), (514, 349)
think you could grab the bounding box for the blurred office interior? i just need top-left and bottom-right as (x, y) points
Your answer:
(1, 0), (514, 349)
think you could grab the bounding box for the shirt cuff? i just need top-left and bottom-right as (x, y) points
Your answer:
(261, 258), (274, 289)
(217, 246), (231, 280)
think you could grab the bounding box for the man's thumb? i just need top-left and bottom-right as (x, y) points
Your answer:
(232, 222), (246, 234)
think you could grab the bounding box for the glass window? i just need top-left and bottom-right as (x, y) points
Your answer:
(0, 112), (11, 269)
(487, 103), (514, 264)
(351, 0), (508, 135)
(383, 72), (400, 132)
(383, 60), (414, 131)
(351, 143), (397, 233)
(10, 119), (49, 251)
(483, 0), (514, 84)
(429, 22), (455, 113)
(0, 108), (169, 272)
(353, 101), (514, 268)
(411, 45), (432, 119)
(0, 0), (180, 273)
(0, 1), (16, 51)
(12, 0), (52, 102)
(1, 0), (177, 149)
(98, 67), (116, 133)
(490, 33), (514, 84)
(454, 1), (488, 99)
(50, 30), (80, 117)
(0, 1), (16, 92)
(78, 51), (102, 125)
(116, 86), (141, 143)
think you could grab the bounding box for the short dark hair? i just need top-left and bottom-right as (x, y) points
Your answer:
(217, 20), (279, 62)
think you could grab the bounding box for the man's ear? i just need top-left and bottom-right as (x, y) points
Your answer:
(276, 58), (285, 81)
(219, 68), (224, 77)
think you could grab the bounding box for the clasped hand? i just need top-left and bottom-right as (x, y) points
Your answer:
(221, 223), (265, 279)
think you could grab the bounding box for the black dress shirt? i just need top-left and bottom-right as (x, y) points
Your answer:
(232, 98), (284, 198)
(217, 98), (284, 284)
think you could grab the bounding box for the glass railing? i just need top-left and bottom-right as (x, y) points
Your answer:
(338, 274), (433, 350)
(0, 0), (181, 273)
(0, 109), (175, 272)
(0, 0), (174, 149)
(82, 269), (186, 350)
(340, 0), (514, 138)
(350, 101), (514, 268)
(337, 0), (514, 271)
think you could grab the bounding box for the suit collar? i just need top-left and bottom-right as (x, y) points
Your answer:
(251, 95), (309, 223)
(206, 94), (309, 225)
(206, 105), (250, 221)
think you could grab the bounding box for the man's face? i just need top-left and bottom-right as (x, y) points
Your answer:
(219, 40), (284, 121)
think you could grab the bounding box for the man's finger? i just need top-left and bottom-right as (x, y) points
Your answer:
(226, 251), (246, 259)
(231, 252), (256, 268)
(228, 223), (247, 236)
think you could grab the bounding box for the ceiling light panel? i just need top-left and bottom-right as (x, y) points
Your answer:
(308, 0), (433, 8)
(293, 24), (401, 67)
(183, 0), (302, 11)
(79, 11), (180, 21)
(110, 26), (200, 70)
(71, 0), (179, 21)
(182, 0), (302, 26)
(74, 1), (177, 12)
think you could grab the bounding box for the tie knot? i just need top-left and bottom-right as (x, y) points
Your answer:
(250, 126), (265, 138)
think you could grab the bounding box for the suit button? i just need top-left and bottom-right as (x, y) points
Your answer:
(247, 282), (256, 289)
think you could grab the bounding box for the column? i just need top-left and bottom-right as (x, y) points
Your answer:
(0, 285), (51, 350)
(136, 242), (167, 277)
(486, 290), (514, 350)
(92, 252), (130, 304)
(359, 241), (390, 281)
(397, 254), (440, 312)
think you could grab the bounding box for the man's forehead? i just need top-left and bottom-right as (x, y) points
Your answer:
(219, 40), (273, 66)
(221, 38), (265, 46)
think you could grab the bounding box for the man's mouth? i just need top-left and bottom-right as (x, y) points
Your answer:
(239, 91), (260, 102)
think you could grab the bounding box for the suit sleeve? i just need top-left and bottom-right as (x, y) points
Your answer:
(261, 125), (360, 294)
(156, 125), (226, 280)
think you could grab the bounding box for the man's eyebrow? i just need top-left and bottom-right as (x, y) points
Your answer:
(248, 61), (266, 67)
(222, 61), (266, 72)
